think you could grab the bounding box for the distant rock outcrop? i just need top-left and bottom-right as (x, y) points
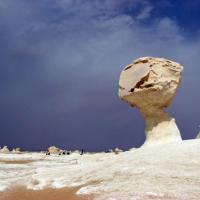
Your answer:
(0, 146), (10, 153)
(48, 146), (60, 154)
(114, 148), (123, 154)
(12, 147), (21, 153)
(119, 57), (183, 146)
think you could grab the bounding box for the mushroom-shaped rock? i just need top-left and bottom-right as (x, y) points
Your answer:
(119, 57), (183, 146)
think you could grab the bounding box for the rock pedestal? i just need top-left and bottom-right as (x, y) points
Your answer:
(118, 57), (183, 145)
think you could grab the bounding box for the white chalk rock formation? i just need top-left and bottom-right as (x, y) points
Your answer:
(119, 57), (183, 146)
(12, 147), (21, 153)
(48, 146), (60, 154)
(0, 146), (10, 153)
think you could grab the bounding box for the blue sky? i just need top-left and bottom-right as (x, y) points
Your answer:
(0, 0), (200, 151)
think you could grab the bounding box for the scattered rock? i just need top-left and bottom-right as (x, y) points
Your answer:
(46, 147), (71, 155)
(47, 146), (60, 154)
(119, 57), (183, 146)
(0, 146), (10, 153)
(12, 147), (21, 153)
(15, 147), (21, 152)
(114, 148), (123, 154)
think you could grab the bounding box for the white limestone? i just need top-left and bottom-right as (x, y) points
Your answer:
(1, 140), (200, 199)
(119, 57), (183, 145)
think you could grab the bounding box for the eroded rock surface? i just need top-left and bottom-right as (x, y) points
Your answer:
(119, 57), (183, 145)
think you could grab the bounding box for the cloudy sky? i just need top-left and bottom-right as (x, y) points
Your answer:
(0, 0), (200, 151)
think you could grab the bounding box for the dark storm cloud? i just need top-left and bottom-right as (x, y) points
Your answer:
(0, 0), (200, 151)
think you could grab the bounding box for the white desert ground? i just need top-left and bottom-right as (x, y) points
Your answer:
(0, 139), (200, 200)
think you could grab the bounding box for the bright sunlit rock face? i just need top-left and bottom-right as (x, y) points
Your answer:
(119, 57), (183, 145)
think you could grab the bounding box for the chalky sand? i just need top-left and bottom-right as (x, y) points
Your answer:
(1, 57), (200, 200)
